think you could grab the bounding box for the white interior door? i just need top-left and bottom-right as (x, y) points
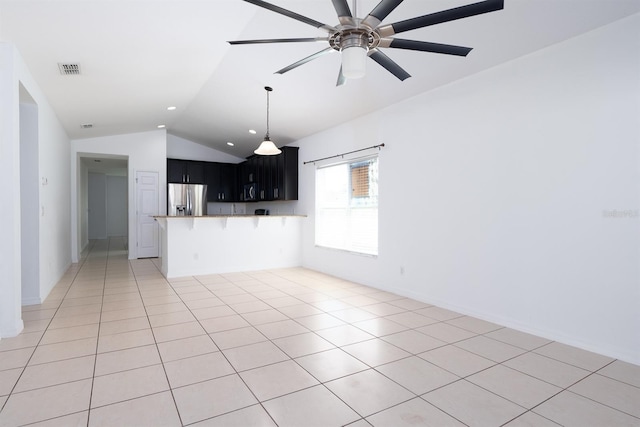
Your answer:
(136, 171), (159, 258)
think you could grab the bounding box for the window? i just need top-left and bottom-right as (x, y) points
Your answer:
(315, 156), (378, 255)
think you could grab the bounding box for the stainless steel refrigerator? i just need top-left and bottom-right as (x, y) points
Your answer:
(168, 183), (208, 216)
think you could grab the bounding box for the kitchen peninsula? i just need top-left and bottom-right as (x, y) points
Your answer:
(155, 214), (305, 278)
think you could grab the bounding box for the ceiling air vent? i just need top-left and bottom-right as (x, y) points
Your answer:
(58, 63), (81, 75)
(80, 123), (93, 129)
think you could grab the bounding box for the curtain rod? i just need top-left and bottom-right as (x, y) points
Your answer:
(303, 143), (385, 165)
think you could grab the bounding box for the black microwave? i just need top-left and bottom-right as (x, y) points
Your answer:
(244, 183), (258, 201)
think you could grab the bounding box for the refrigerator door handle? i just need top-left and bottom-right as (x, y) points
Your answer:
(186, 186), (191, 215)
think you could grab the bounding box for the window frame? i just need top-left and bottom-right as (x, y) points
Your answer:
(314, 154), (379, 256)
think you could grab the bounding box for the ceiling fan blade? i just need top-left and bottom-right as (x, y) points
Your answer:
(377, 0), (503, 37)
(362, 0), (404, 28)
(229, 37), (328, 45)
(275, 47), (335, 74)
(332, 0), (352, 19)
(381, 38), (472, 56)
(368, 48), (411, 81)
(336, 66), (346, 86)
(242, 0), (336, 32)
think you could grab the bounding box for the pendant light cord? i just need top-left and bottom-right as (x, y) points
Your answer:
(265, 86), (272, 139)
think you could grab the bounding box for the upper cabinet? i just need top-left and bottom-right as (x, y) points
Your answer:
(242, 146), (299, 201)
(272, 146), (298, 201)
(205, 162), (237, 202)
(167, 146), (298, 203)
(167, 159), (205, 184)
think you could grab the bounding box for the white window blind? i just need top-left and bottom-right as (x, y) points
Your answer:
(315, 156), (378, 256)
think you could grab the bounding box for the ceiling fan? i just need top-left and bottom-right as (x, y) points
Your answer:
(229, 0), (504, 85)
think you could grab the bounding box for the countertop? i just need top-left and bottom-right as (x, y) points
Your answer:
(154, 214), (306, 219)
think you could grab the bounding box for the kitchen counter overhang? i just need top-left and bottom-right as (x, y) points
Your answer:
(154, 215), (306, 278)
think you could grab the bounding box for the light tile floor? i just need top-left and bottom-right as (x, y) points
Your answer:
(1, 238), (639, 426)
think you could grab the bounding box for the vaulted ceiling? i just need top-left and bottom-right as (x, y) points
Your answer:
(1, 0), (639, 158)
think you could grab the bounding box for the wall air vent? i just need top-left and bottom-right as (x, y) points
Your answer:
(80, 123), (93, 129)
(58, 63), (81, 75)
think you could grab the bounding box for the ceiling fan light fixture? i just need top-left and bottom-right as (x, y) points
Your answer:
(342, 45), (367, 79)
(254, 86), (282, 156)
(340, 32), (369, 79)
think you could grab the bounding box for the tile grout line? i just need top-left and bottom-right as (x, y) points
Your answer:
(85, 238), (111, 427)
(179, 273), (283, 426)
(129, 256), (186, 426)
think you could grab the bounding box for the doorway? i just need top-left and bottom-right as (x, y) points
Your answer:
(81, 156), (129, 254)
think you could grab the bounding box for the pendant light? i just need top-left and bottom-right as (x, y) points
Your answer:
(254, 86), (281, 156)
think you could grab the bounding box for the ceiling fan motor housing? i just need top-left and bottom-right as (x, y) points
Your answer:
(329, 18), (380, 53)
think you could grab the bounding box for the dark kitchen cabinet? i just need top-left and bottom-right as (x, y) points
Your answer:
(240, 146), (298, 201)
(272, 146), (298, 201)
(206, 162), (237, 202)
(219, 163), (237, 202)
(167, 159), (205, 184)
(168, 148), (297, 203)
(256, 155), (270, 201)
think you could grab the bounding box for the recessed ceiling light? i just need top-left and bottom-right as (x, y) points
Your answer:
(249, 129), (257, 134)
(157, 124), (166, 129)
(167, 106), (177, 111)
(227, 142), (234, 146)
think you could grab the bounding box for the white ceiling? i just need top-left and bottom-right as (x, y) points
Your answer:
(1, 0), (639, 159)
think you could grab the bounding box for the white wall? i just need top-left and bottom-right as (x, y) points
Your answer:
(106, 175), (128, 236)
(167, 133), (244, 163)
(20, 99), (40, 305)
(79, 160), (89, 250)
(0, 43), (71, 337)
(297, 15), (640, 364)
(88, 172), (107, 239)
(0, 43), (23, 338)
(71, 130), (167, 260)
